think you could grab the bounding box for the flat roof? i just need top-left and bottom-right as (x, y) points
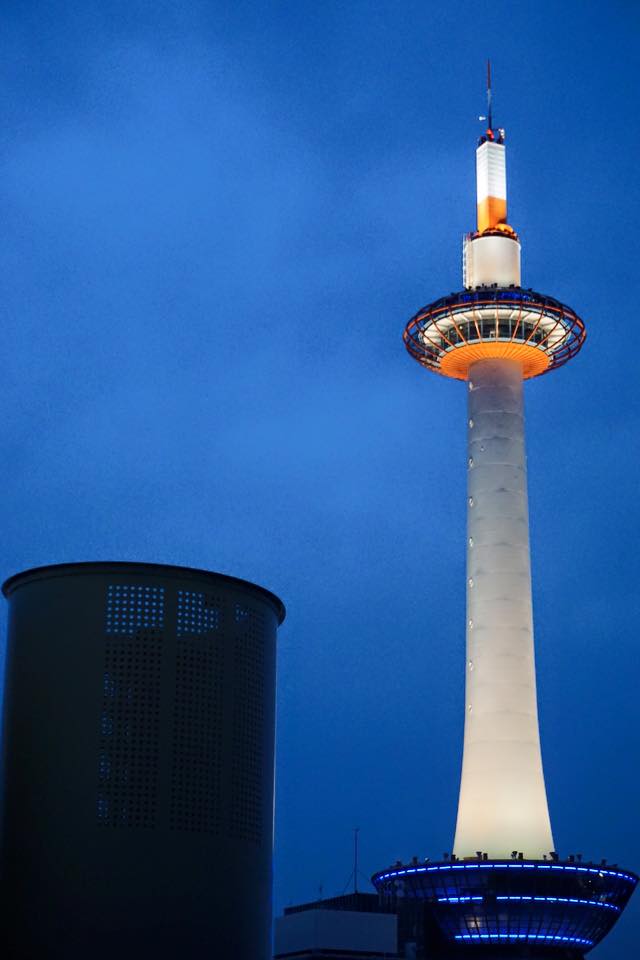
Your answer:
(2, 561), (285, 624)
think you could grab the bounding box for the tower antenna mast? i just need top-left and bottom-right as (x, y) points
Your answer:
(354, 827), (359, 894)
(486, 59), (493, 132)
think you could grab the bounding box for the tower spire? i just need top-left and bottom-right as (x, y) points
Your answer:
(486, 59), (493, 134)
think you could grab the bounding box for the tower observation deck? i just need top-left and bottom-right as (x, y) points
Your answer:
(372, 68), (636, 957)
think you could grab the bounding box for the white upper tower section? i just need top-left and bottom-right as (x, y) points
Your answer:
(463, 89), (521, 290)
(476, 140), (506, 213)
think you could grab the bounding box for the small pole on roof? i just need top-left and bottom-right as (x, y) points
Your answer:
(487, 59), (493, 132)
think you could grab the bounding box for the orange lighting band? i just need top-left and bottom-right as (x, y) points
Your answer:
(477, 196), (507, 233)
(440, 341), (549, 380)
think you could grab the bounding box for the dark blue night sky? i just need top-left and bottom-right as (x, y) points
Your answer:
(0, 2), (638, 956)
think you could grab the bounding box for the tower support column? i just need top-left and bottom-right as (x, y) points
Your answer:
(453, 358), (553, 859)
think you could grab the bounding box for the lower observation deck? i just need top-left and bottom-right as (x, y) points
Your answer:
(372, 859), (637, 957)
(403, 288), (585, 380)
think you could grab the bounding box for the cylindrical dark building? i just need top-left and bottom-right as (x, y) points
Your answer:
(0, 561), (284, 960)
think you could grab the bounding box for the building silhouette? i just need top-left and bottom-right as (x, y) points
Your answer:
(274, 892), (399, 959)
(0, 561), (284, 960)
(371, 70), (637, 957)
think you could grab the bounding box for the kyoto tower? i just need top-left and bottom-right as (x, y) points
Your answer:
(372, 68), (637, 958)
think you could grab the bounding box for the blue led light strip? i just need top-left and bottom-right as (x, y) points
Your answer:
(437, 896), (482, 903)
(455, 934), (593, 945)
(496, 895), (620, 912)
(376, 862), (636, 884)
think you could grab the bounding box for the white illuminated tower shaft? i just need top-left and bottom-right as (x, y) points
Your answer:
(401, 92), (586, 862)
(453, 358), (553, 859)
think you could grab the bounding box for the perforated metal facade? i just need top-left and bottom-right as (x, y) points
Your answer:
(0, 561), (284, 960)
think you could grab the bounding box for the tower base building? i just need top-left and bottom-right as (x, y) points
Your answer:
(274, 893), (399, 959)
(373, 858), (637, 958)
